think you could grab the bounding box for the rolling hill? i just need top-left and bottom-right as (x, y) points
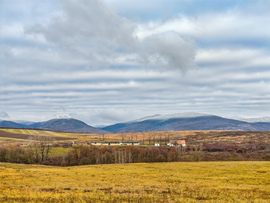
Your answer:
(102, 113), (270, 133)
(0, 118), (109, 134)
(0, 120), (26, 128)
(28, 118), (109, 134)
(1, 113), (270, 133)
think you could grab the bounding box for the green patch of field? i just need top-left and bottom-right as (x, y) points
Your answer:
(0, 161), (269, 202)
(49, 147), (71, 157)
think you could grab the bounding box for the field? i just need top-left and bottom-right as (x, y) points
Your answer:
(0, 129), (92, 146)
(0, 161), (269, 202)
(1, 128), (270, 147)
(0, 129), (269, 202)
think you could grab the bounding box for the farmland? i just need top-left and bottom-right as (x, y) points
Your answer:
(1, 128), (270, 147)
(0, 128), (270, 202)
(1, 128), (269, 164)
(0, 161), (269, 202)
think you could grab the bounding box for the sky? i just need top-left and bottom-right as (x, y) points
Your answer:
(0, 0), (270, 126)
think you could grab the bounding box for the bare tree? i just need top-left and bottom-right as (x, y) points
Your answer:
(148, 133), (151, 145)
(153, 132), (156, 144)
(141, 132), (145, 145)
(159, 132), (163, 145)
(167, 132), (173, 144)
(130, 130), (134, 141)
(29, 135), (55, 163)
(120, 131), (126, 142)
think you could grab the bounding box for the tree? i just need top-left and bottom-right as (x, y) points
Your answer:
(141, 132), (145, 145)
(29, 135), (55, 163)
(120, 131), (126, 142)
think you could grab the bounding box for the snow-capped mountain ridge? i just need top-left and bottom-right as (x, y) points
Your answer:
(132, 112), (211, 123)
(239, 117), (270, 123)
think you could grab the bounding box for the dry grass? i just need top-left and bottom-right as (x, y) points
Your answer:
(1, 128), (270, 146)
(0, 161), (269, 202)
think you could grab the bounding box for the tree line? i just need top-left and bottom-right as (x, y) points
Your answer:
(1, 135), (269, 165)
(0, 144), (205, 166)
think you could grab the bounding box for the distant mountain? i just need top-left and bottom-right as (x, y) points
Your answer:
(0, 120), (26, 128)
(0, 118), (109, 134)
(14, 120), (35, 126)
(132, 112), (210, 122)
(252, 122), (270, 131)
(28, 118), (109, 134)
(102, 113), (268, 133)
(1, 113), (270, 133)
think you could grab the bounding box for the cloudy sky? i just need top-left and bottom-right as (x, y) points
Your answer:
(1, 0), (270, 125)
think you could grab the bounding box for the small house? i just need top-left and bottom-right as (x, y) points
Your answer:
(167, 140), (186, 147)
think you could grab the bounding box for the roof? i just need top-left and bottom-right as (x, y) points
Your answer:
(170, 140), (185, 145)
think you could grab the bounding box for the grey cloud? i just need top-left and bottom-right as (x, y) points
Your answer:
(0, 46), (13, 60)
(25, 0), (196, 71)
(142, 32), (195, 71)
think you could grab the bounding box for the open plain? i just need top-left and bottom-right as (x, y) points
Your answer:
(0, 161), (269, 202)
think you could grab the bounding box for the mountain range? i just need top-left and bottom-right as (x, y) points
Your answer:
(0, 118), (109, 134)
(101, 113), (270, 133)
(0, 113), (270, 133)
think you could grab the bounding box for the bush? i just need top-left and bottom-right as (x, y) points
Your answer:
(79, 157), (91, 165)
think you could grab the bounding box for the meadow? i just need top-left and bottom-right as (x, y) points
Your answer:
(1, 128), (270, 147)
(0, 129), (270, 202)
(0, 161), (269, 202)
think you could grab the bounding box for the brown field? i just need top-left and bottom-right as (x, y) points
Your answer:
(0, 130), (73, 141)
(104, 130), (270, 147)
(1, 128), (270, 147)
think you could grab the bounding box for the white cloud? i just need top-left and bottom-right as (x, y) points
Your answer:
(136, 9), (270, 45)
(196, 48), (270, 69)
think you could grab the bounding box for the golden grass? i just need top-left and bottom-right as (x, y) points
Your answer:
(0, 161), (269, 202)
(1, 129), (79, 138)
(0, 129), (98, 145)
(2, 128), (270, 148)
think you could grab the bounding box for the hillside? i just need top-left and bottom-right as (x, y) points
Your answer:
(29, 118), (109, 134)
(102, 114), (270, 133)
(0, 118), (109, 134)
(1, 113), (270, 134)
(0, 120), (26, 128)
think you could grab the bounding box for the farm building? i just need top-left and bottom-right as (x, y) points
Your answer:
(91, 141), (140, 146)
(167, 140), (186, 147)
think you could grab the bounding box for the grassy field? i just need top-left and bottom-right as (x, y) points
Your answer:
(1, 128), (270, 147)
(0, 161), (269, 202)
(0, 129), (95, 146)
(0, 129), (80, 139)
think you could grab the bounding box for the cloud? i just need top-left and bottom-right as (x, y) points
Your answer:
(1, 0), (270, 125)
(0, 111), (10, 119)
(136, 8), (270, 48)
(196, 48), (270, 68)
(25, 0), (196, 71)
